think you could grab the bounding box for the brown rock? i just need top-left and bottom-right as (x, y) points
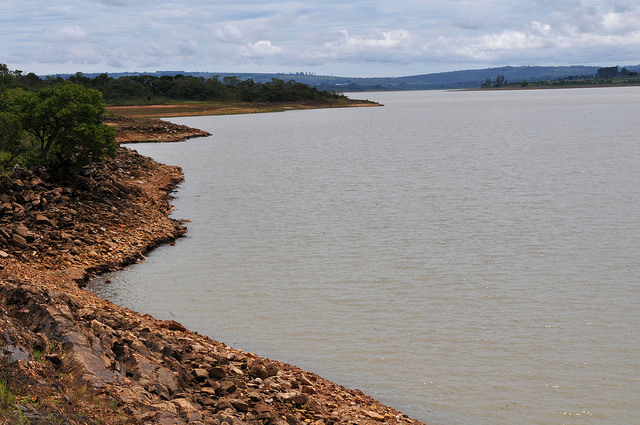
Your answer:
(0, 227), (11, 240)
(14, 223), (32, 239)
(230, 398), (250, 412)
(220, 381), (237, 394)
(364, 410), (386, 421)
(11, 233), (29, 249)
(35, 214), (51, 225)
(164, 320), (187, 332)
(192, 368), (209, 382)
(209, 366), (226, 379)
(254, 402), (272, 414)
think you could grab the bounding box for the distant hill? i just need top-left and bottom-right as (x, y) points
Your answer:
(52, 65), (640, 92)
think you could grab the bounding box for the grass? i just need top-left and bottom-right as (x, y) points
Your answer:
(32, 350), (44, 363)
(0, 378), (29, 424)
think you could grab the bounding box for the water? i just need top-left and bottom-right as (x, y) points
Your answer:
(89, 88), (640, 425)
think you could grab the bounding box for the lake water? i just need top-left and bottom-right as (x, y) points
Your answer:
(89, 88), (640, 425)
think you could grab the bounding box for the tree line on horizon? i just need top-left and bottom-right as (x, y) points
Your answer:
(1, 64), (346, 105)
(481, 65), (639, 88)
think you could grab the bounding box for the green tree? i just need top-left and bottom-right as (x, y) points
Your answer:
(16, 83), (116, 170)
(0, 64), (19, 91)
(0, 89), (32, 168)
(0, 110), (26, 167)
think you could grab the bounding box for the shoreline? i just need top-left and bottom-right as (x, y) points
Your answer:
(106, 99), (382, 120)
(0, 113), (426, 424)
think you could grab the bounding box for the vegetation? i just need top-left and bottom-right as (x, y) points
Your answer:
(0, 378), (29, 424)
(0, 70), (117, 174)
(480, 65), (640, 89)
(481, 74), (508, 88)
(5, 65), (346, 106)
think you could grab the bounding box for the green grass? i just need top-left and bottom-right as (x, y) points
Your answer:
(0, 378), (30, 424)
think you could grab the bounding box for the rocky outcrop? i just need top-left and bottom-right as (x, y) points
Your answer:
(0, 147), (186, 280)
(0, 134), (426, 424)
(104, 116), (211, 143)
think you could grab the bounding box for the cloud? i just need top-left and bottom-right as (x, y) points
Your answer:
(90, 0), (128, 6)
(214, 24), (243, 43)
(239, 40), (282, 58)
(2, 0), (640, 76)
(318, 29), (413, 63)
(46, 26), (89, 42)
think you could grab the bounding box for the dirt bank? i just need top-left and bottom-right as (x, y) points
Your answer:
(0, 122), (426, 424)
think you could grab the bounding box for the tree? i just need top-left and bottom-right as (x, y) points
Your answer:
(0, 64), (18, 91)
(481, 75), (507, 88)
(14, 83), (116, 170)
(596, 66), (619, 79)
(0, 88), (32, 168)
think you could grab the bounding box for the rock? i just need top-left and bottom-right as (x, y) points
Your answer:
(3, 344), (30, 363)
(0, 250), (9, 258)
(35, 214), (52, 225)
(364, 410), (386, 421)
(45, 353), (63, 367)
(250, 363), (269, 380)
(0, 227), (11, 240)
(164, 320), (187, 332)
(11, 233), (29, 249)
(209, 366), (226, 379)
(192, 368), (209, 382)
(220, 381), (237, 394)
(157, 367), (179, 394)
(254, 402), (272, 414)
(229, 399), (250, 412)
(153, 383), (171, 400)
(172, 398), (203, 422)
(278, 392), (307, 406)
(215, 399), (233, 412)
(14, 223), (33, 240)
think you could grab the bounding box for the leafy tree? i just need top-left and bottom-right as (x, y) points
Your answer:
(0, 110), (26, 167)
(9, 83), (116, 170)
(0, 64), (19, 91)
(0, 88), (32, 168)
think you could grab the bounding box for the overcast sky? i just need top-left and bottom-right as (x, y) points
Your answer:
(2, 0), (639, 77)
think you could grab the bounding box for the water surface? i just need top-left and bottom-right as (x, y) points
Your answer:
(90, 88), (640, 425)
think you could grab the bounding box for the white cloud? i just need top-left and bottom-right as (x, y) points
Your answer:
(319, 29), (413, 62)
(214, 24), (243, 43)
(47, 26), (89, 42)
(240, 40), (282, 58)
(2, 0), (640, 76)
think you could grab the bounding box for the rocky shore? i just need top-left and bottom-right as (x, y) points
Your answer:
(104, 116), (212, 144)
(0, 120), (427, 424)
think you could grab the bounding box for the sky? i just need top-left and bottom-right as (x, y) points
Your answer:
(1, 0), (639, 77)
